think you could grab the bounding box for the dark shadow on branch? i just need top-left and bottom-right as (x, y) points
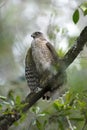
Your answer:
(0, 26), (87, 130)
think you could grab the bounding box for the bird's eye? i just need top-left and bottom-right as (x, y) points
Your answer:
(36, 32), (41, 35)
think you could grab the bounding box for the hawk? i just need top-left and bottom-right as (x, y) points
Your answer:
(25, 32), (66, 99)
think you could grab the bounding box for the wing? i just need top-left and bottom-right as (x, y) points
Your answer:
(39, 42), (59, 85)
(46, 42), (59, 62)
(25, 47), (40, 92)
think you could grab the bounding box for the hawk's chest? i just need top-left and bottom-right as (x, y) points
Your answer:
(31, 39), (53, 74)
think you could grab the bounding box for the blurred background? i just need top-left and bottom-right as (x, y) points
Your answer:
(0, 0), (87, 130)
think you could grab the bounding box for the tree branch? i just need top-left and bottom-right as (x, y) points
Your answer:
(62, 26), (87, 68)
(0, 26), (87, 130)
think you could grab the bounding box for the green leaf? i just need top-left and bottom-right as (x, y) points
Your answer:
(19, 113), (26, 123)
(73, 9), (79, 24)
(80, 2), (87, 16)
(70, 117), (84, 121)
(43, 120), (47, 128)
(0, 95), (7, 101)
(15, 96), (21, 105)
(58, 119), (64, 130)
(0, 104), (2, 110)
(36, 119), (42, 130)
(7, 90), (15, 101)
(53, 100), (63, 110)
(30, 106), (40, 114)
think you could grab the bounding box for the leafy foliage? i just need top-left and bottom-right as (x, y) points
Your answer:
(28, 91), (87, 130)
(72, 2), (87, 24)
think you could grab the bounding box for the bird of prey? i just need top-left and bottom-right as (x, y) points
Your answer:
(25, 32), (66, 99)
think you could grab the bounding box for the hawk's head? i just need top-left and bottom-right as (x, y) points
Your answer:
(31, 32), (43, 39)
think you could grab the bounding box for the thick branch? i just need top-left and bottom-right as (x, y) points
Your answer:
(0, 26), (87, 130)
(63, 26), (87, 69)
